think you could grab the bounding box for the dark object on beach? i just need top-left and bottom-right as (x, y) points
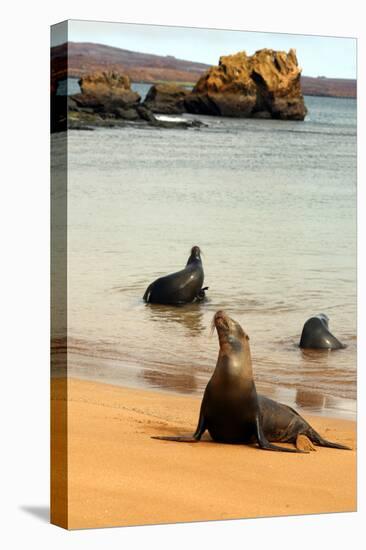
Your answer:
(143, 246), (206, 305)
(299, 314), (345, 350)
(184, 49), (307, 120)
(153, 311), (350, 452)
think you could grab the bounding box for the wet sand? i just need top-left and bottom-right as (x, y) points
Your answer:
(51, 377), (356, 530)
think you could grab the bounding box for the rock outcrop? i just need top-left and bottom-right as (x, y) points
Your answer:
(143, 83), (190, 114)
(184, 49), (307, 120)
(51, 70), (205, 132)
(70, 71), (141, 118)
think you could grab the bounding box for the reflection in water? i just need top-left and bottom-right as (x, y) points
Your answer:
(142, 368), (197, 394)
(299, 348), (333, 362)
(295, 389), (325, 410)
(144, 302), (206, 336)
(255, 382), (356, 420)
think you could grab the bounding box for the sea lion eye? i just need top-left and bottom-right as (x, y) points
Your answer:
(236, 325), (247, 339)
(229, 337), (242, 352)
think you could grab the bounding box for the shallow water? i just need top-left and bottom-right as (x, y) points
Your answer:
(52, 95), (357, 420)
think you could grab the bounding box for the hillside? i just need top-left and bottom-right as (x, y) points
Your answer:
(300, 76), (356, 98)
(51, 42), (209, 85)
(51, 42), (356, 98)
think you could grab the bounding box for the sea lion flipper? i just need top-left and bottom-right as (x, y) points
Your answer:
(255, 416), (307, 453)
(307, 429), (352, 450)
(258, 440), (307, 453)
(193, 401), (207, 439)
(296, 434), (316, 452)
(195, 286), (209, 302)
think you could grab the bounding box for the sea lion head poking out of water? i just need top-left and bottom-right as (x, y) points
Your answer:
(188, 245), (202, 261)
(299, 313), (345, 350)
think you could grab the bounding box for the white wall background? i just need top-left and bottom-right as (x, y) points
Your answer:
(1, 1), (364, 548)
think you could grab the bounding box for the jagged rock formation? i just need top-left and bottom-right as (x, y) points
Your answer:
(70, 71), (141, 117)
(51, 70), (205, 132)
(184, 49), (307, 120)
(143, 83), (190, 114)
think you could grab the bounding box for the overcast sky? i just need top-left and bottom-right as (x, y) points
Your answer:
(51, 19), (357, 79)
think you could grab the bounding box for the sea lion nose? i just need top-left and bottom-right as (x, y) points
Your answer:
(215, 310), (226, 321)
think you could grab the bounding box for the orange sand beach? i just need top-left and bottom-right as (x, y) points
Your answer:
(51, 377), (356, 530)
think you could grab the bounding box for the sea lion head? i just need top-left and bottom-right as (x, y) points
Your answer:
(317, 313), (329, 327)
(213, 310), (249, 350)
(299, 313), (345, 350)
(187, 245), (202, 263)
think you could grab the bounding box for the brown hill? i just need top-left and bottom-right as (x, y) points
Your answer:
(51, 42), (356, 98)
(301, 76), (356, 98)
(51, 42), (209, 85)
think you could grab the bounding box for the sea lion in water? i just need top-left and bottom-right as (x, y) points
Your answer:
(143, 246), (207, 305)
(152, 311), (350, 452)
(299, 313), (345, 350)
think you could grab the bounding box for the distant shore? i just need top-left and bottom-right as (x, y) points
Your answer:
(51, 377), (356, 529)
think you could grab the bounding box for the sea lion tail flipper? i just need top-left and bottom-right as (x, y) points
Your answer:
(255, 417), (307, 453)
(151, 435), (200, 443)
(259, 440), (307, 453)
(296, 434), (316, 452)
(308, 429), (352, 450)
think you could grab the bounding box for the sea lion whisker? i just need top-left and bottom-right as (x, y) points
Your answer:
(210, 315), (217, 337)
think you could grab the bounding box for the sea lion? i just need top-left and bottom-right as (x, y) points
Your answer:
(299, 313), (345, 350)
(143, 246), (207, 305)
(152, 311), (350, 452)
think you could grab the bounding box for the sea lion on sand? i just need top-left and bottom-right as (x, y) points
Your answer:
(299, 313), (345, 350)
(143, 246), (207, 305)
(152, 311), (350, 452)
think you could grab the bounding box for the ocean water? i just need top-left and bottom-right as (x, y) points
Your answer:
(57, 78), (186, 98)
(52, 94), (357, 420)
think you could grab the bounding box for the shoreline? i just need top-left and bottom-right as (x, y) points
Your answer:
(51, 377), (356, 529)
(53, 364), (357, 421)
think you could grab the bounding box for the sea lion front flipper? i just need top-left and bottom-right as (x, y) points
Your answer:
(255, 416), (307, 453)
(296, 434), (317, 452)
(195, 286), (209, 302)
